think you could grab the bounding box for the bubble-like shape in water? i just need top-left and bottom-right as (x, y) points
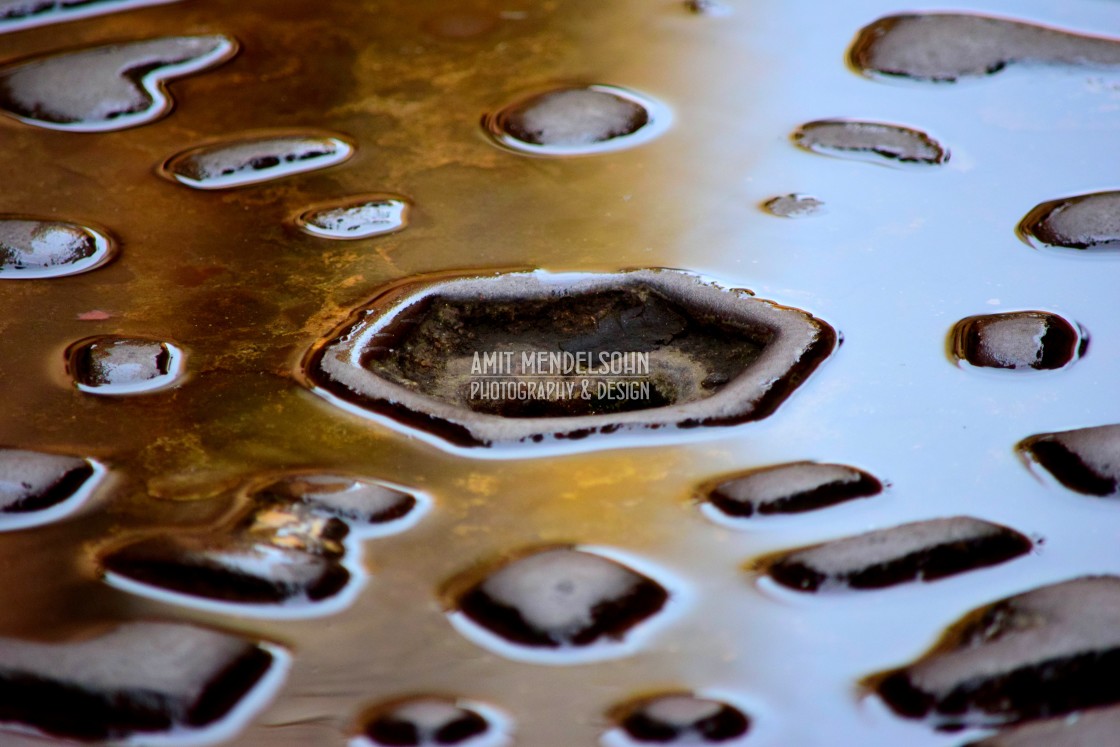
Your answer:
(100, 474), (427, 618)
(67, 335), (183, 395)
(0, 216), (114, 279)
(1020, 423), (1120, 496)
(446, 546), (671, 663)
(872, 576), (1120, 729)
(1018, 191), (1120, 253)
(101, 533), (352, 605)
(305, 269), (836, 451)
(761, 194), (824, 218)
(161, 132), (354, 189)
(792, 119), (948, 166)
(0, 35), (236, 132)
(849, 13), (1120, 82)
(0, 621), (286, 743)
(355, 696), (511, 747)
(295, 195), (410, 240)
(0, 446), (104, 530)
(483, 85), (671, 156)
(605, 693), (751, 745)
(950, 311), (1084, 371)
(761, 516), (1032, 592)
(250, 473), (421, 528)
(702, 461), (882, 520)
(0, 0), (181, 35)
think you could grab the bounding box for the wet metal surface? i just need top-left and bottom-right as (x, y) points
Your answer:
(0, 0), (1119, 745)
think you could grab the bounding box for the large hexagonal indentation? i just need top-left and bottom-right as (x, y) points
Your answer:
(304, 270), (836, 449)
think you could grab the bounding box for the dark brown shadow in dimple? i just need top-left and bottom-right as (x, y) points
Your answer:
(949, 312), (1083, 371)
(366, 287), (764, 419)
(450, 547), (668, 649)
(1020, 425), (1120, 496)
(614, 692), (751, 744)
(0, 622), (276, 741)
(1018, 191), (1120, 252)
(306, 270), (837, 448)
(359, 696), (494, 747)
(763, 517), (1032, 592)
(868, 577), (1120, 730)
(704, 461), (882, 518)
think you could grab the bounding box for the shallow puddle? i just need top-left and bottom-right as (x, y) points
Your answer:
(1, 0), (1119, 745)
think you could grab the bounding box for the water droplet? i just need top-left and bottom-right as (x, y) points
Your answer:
(161, 132), (354, 189)
(0, 621), (284, 742)
(762, 516), (1032, 592)
(609, 693), (750, 744)
(305, 270), (836, 450)
(0, 35), (236, 132)
(295, 195), (410, 240)
(1018, 191), (1120, 252)
(483, 85), (671, 156)
(1020, 423), (1120, 496)
(761, 194), (824, 218)
(249, 473), (420, 529)
(873, 576), (1120, 729)
(792, 119), (948, 166)
(67, 336), (183, 395)
(702, 461), (882, 519)
(99, 472), (425, 615)
(950, 312), (1084, 370)
(448, 547), (669, 656)
(101, 533), (351, 604)
(0, 217), (114, 279)
(0, 0), (181, 34)
(358, 696), (509, 747)
(0, 447), (102, 529)
(849, 13), (1120, 82)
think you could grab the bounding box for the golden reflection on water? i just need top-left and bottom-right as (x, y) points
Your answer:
(0, 1), (761, 744)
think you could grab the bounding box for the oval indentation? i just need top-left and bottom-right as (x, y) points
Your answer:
(295, 195), (410, 240)
(792, 119), (949, 166)
(759, 517), (1033, 592)
(701, 461), (882, 520)
(67, 335), (184, 395)
(444, 546), (673, 664)
(949, 311), (1084, 371)
(870, 577), (1120, 729)
(0, 447), (104, 530)
(0, 621), (287, 743)
(849, 13), (1120, 82)
(1018, 191), (1120, 253)
(161, 132), (354, 189)
(605, 693), (751, 746)
(0, 216), (114, 279)
(1019, 423), (1120, 496)
(483, 85), (671, 156)
(355, 696), (511, 747)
